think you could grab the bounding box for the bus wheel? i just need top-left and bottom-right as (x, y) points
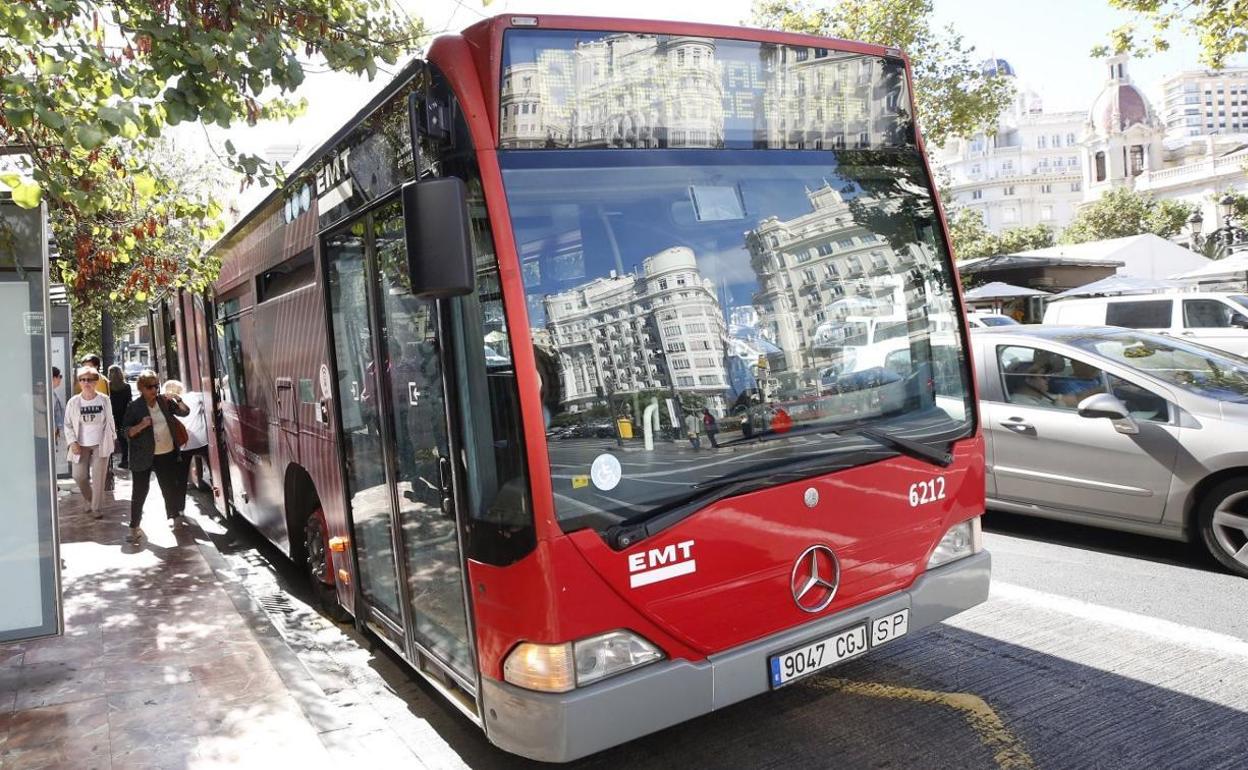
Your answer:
(305, 511), (349, 622)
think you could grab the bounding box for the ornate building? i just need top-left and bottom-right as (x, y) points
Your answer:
(745, 183), (914, 391)
(543, 247), (729, 412)
(933, 59), (1086, 233)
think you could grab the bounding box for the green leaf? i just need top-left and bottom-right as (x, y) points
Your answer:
(132, 173), (156, 201)
(12, 181), (43, 209)
(76, 124), (108, 150)
(0, 173), (20, 190)
(35, 106), (65, 130)
(135, 290), (148, 302)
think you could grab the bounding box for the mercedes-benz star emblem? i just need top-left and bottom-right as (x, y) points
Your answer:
(790, 545), (840, 613)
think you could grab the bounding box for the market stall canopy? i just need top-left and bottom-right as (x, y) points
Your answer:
(1051, 274), (1182, 299)
(1010, 234), (1210, 280)
(963, 281), (1051, 301)
(1170, 253), (1248, 281)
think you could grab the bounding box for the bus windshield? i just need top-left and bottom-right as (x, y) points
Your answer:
(496, 31), (971, 534)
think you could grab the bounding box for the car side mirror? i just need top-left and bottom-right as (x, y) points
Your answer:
(401, 177), (474, 299)
(1077, 393), (1139, 435)
(1231, 314), (1248, 329)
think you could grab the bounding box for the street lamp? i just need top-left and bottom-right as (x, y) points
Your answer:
(1189, 194), (1248, 254)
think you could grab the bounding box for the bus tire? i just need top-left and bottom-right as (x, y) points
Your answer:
(305, 510), (349, 622)
(1196, 477), (1248, 579)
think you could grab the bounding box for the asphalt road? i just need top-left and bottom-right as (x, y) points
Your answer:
(197, 496), (1248, 770)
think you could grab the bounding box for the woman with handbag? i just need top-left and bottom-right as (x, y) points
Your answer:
(122, 371), (190, 543)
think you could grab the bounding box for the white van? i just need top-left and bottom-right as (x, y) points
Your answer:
(1043, 292), (1248, 356)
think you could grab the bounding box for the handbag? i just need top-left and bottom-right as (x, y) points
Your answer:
(161, 396), (190, 447)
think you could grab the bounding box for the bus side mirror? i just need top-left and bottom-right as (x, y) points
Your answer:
(401, 177), (474, 299)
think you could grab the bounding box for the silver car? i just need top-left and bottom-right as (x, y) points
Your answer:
(970, 325), (1248, 578)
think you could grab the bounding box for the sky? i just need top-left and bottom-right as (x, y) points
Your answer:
(187, 0), (1242, 216)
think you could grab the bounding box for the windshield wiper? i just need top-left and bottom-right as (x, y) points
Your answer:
(604, 476), (769, 550)
(853, 426), (953, 468)
(603, 427), (955, 550)
(605, 445), (886, 549)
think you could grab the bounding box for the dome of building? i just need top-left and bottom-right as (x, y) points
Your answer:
(980, 58), (1015, 78)
(1089, 82), (1153, 134)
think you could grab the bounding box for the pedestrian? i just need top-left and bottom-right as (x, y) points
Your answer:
(64, 366), (116, 518)
(107, 365), (133, 471)
(684, 411), (702, 449)
(51, 367), (64, 444)
(702, 408), (720, 448)
(74, 354), (110, 396)
(123, 371), (190, 543)
(162, 379), (210, 493)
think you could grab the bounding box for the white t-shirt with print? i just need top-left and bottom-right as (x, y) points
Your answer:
(76, 394), (108, 447)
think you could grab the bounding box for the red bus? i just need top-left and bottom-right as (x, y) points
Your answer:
(164, 15), (989, 762)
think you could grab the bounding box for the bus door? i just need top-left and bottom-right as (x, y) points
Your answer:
(323, 198), (476, 698)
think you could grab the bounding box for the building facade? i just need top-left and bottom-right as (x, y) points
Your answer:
(933, 60), (1086, 234)
(1161, 67), (1248, 142)
(1081, 56), (1248, 240)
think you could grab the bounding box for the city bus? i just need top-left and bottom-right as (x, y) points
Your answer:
(161, 14), (990, 762)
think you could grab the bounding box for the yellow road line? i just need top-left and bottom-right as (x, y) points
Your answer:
(819, 678), (1035, 770)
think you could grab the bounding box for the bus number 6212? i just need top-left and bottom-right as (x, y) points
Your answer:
(908, 477), (946, 507)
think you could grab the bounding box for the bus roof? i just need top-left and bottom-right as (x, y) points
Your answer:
(208, 14), (909, 262)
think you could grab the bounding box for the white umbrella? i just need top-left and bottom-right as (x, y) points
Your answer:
(962, 281), (1050, 301)
(1170, 253), (1248, 281)
(1052, 274), (1181, 299)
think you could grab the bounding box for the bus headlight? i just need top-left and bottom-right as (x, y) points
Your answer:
(926, 516), (982, 569)
(503, 631), (663, 692)
(573, 631), (663, 687)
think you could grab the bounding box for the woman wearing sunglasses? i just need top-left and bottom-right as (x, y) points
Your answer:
(64, 366), (116, 518)
(122, 370), (190, 543)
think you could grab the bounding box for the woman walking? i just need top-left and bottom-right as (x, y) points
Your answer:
(64, 366), (116, 518)
(162, 380), (210, 494)
(123, 371), (189, 543)
(107, 365), (133, 471)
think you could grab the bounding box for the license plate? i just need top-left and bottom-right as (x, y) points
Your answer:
(768, 609), (910, 688)
(871, 608), (909, 647)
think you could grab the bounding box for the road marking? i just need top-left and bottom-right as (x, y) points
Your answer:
(991, 581), (1248, 660)
(819, 678), (1035, 770)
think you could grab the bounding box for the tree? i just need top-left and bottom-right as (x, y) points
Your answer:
(0, 1), (421, 306)
(946, 209), (1053, 260)
(1096, 1), (1248, 68)
(749, 0), (1014, 146)
(997, 223), (1055, 254)
(1060, 188), (1196, 244)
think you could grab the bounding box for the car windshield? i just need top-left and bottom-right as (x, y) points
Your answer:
(977, 316), (1017, 327)
(1232, 295), (1248, 313)
(1065, 330), (1248, 403)
(499, 148), (974, 532)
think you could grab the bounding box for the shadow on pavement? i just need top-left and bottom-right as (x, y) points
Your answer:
(985, 509), (1225, 574)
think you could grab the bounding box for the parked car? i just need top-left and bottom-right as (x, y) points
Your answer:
(970, 325), (1248, 578)
(124, 361), (143, 382)
(966, 312), (1019, 328)
(1042, 292), (1248, 356)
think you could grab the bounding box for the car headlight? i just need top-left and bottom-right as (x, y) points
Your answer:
(503, 630), (664, 692)
(926, 517), (982, 569)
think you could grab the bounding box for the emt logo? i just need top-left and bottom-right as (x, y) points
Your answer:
(628, 540), (696, 588)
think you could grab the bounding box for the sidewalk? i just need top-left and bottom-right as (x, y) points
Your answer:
(0, 474), (336, 769)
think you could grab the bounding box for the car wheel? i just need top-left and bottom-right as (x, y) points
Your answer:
(1196, 478), (1248, 579)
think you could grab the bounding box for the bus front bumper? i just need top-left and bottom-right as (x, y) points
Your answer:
(481, 550), (990, 763)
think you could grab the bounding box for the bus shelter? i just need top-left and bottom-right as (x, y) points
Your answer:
(0, 194), (62, 644)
